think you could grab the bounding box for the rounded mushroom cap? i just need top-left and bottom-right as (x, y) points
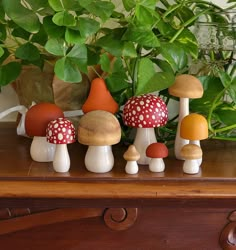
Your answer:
(123, 94), (168, 128)
(146, 142), (168, 158)
(46, 117), (76, 144)
(123, 145), (140, 161)
(168, 74), (203, 98)
(180, 144), (202, 160)
(180, 113), (208, 140)
(78, 110), (121, 146)
(25, 103), (64, 137)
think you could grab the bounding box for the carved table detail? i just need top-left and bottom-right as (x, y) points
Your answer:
(220, 210), (236, 250)
(103, 208), (138, 231)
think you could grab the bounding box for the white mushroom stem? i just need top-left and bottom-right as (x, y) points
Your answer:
(52, 144), (70, 173)
(133, 128), (157, 165)
(85, 145), (114, 173)
(175, 97), (189, 160)
(125, 161), (139, 174)
(30, 136), (55, 162)
(149, 158), (165, 173)
(183, 159), (200, 174)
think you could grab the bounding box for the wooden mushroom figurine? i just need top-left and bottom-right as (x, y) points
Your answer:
(168, 74), (203, 160)
(123, 94), (168, 165)
(46, 117), (75, 173)
(146, 142), (168, 172)
(82, 78), (118, 114)
(78, 110), (121, 173)
(180, 144), (203, 174)
(180, 113), (208, 165)
(123, 145), (140, 174)
(25, 103), (64, 162)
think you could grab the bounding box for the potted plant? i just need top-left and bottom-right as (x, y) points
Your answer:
(0, 0), (234, 143)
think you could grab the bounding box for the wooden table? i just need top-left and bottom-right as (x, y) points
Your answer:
(0, 122), (236, 249)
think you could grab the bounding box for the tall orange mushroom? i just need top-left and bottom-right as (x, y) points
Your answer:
(82, 78), (118, 114)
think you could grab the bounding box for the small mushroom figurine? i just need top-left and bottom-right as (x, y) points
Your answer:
(168, 74), (203, 160)
(78, 110), (121, 173)
(25, 102), (64, 162)
(46, 117), (76, 173)
(180, 144), (203, 174)
(123, 145), (140, 174)
(146, 142), (168, 172)
(180, 113), (208, 165)
(123, 94), (168, 165)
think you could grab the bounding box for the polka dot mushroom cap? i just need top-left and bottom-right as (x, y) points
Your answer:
(46, 117), (76, 144)
(123, 94), (168, 128)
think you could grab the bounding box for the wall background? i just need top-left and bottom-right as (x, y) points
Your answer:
(0, 0), (232, 121)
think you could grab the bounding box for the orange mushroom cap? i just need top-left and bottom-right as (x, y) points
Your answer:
(180, 113), (208, 140)
(25, 103), (64, 137)
(82, 78), (119, 114)
(146, 142), (168, 158)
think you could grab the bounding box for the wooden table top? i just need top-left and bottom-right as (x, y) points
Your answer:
(1, 122), (236, 201)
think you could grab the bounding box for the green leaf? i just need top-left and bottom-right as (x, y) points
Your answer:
(43, 16), (65, 38)
(176, 29), (199, 59)
(122, 0), (135, 11)
(24, 0), (53, 15)
(45, 38), (68, 56)
(135, 5), (158, 27)
(67, 44), (87, 73)
(54, 57), (82, 83)
(2, 0), (40, 33)
(0, 62), (21, 86)
(15, 43), (40, 61)
(49, 0), (82, 11)
(122, 42), (137, 58)
(190, 76), (224, 114)
(52, 11), (76, 27)
(0, 24), (6, 41)
(0, 47), (4, 57)
(11, 27), (31, 40)
(84, 1), (115, 22)
(159, 42), (188, 72)
(96, 34), (124, 57)
(122, 25), (160, 47)
(100, 53), (111, 73)
(215, 104), (236, 126)
(65, 28), (85, 44)
(79, 17), (100, 38)
(135, 58), (175, 95)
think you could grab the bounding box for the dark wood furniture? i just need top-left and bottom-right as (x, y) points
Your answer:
(0, 122), (236, 250)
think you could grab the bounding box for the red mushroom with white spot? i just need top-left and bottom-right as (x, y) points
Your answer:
(123, 94), (168, 165)
(46, 117), (76, 173)
(146, 142), (168, 172)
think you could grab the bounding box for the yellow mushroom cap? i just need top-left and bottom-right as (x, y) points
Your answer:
(168, 74), (203, 99)
(123, 145), (140, 161)
(78, 110), (121, 146)
(180, 113), (208, 140)
(180, 144), (202, 160)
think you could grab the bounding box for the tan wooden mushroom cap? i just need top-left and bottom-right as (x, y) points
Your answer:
(180, 113), (208, 140)
(180, 144), (202, 160)
(78, 110), (121, 146)
(123, 145), (140, 161)
(168, 74), (203, 98)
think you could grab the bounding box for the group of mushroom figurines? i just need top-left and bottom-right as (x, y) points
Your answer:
(24, 74), (208, 175)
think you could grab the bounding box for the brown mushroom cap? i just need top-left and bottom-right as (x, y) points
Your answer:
(180, 144), (202, 160)
(78, 110), (121, 146)
(123, 145), (140, 161)
(25, 103), (64, 137)
(146, 142), (168, 158)
(168, 74), (203, 98)
(180, 113), (208, 140)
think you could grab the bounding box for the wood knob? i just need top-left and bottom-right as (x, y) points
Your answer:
(103, 208), (138, 231)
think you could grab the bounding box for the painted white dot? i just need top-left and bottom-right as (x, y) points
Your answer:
(137, 106), (141, 111)
(54, 123), (59, 128)
(139, 115), (144, 120)
(152, 115), (155, 120)
(58, 133), (63, 140)
(140, 101), (144, 105)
